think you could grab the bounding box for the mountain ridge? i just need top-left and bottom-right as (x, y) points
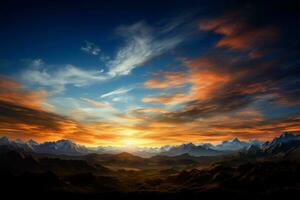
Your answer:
(0, 132), (299, 157)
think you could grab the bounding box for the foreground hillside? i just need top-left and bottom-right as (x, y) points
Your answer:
(0, 133), (299, 199)
(0, 151), (299, 199)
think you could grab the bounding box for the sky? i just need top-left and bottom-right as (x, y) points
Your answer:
(0, 0), (299, 147)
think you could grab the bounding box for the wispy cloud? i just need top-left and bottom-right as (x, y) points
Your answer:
(80, 97), (109, 107)
(22, 16), (190, 93)
(144, 71), (187, 89)
(22, 59), (107, 93)
(143, 93), (187, 105)
(49, 97), (119, 123)
(81, 41), (101, 55)
(107, 21), (184, 77)
(100, 87), (132, 98)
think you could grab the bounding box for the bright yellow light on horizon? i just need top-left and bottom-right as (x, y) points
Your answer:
(121, 129), (139, 136)
(123, 139), (136, 146)
(120, 138), (150, 147)
(118, 129), (147, 147)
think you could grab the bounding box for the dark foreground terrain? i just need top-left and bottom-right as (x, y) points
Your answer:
(0, 146), (299, 200)
(1, 133), (300, 199)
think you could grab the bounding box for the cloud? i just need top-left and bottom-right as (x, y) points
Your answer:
(124, 106), (300, 146)
(153, 53), (297, 122)
(107, 21), (184, 77)
(142, 7), (299, 122)
(0, 76), (48, 110)
(0, 100), (80, 141)
(199, 12), (279, 58)
(49, 96), (120, 123)
(22, 17), (189, 92)
(31, 58), (44, 67)
(143, 54), (233, 106)
(143, 93), (187, 105)
(134, 107), (169, 114)
(0, 77), (91, 144)
(81, 41), (101, 55)
(143, 46), (299, 123)
(22, 60), (107, 93)
(3, 4), (299, 147)
(0, 98), (124, 146)
(0, 77), (298, 147)
(100, 87), (132, 98)
(80, 97), (109, 107)
(144, 71), (187, 89)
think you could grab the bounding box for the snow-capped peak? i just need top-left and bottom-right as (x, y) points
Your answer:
(0, 136), (10, 145)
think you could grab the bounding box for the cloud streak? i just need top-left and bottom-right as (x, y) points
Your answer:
(22, 18), (188, 93)
(22, 60), (107, 93)
(100, 87), (132, 98)
(107, 21), (184, 77)
(80, 97), (108, 107)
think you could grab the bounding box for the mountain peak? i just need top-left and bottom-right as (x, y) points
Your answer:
(27, 139), (38, 146)
(14, 139), (23, 144)
(183, 142), (195, 147)
(271, 132), (299, 145)
(56, 139), (73, 144)
(231, 138), (241, 143)
(221, 138), (241, 144)
(0, 136), (9, 145)
(55, 139), (76, 147)
(279, 132), (295, 138)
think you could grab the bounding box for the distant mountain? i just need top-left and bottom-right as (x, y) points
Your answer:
(0, 136), (9, 145)
(0, 137), (36, 152)
(267, 132), (300, 146)
(27, 139), (39, 147)
(262, 132), (300, 155)
(0, 137), (90, 155)
(238, 132), (300, 158)
(160, 143), (223, 156)
(213, 138), (263, 151)
(34, 139), (90, 155)
(160, 139), (264, 157)
(0, 133), (299, 157)
(239, 144), (265, 157)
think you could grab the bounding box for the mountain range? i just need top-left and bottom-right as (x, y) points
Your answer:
(0, 132), (299, 199)
(0, 132), (299, 157)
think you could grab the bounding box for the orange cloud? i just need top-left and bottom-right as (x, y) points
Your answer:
(1, 89), (299, 147)
(143, 55), (233, 105)
(185, 57), (232, 101)
(134, 107), (169, 114)
(0, 76), (48, 110)
(143, 93), (187, 105)
(125, 109), (300, 146)
(199, 12), (278, 57)
(0, 77), (96, 145)
(216, 27), (277, 50)
(144, 71), (187, 89)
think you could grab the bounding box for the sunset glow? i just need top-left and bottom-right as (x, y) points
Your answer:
(0, 0), (299, 148)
